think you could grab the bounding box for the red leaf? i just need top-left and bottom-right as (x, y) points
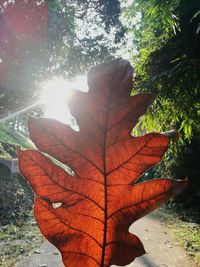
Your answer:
(18, 59), (186, 267)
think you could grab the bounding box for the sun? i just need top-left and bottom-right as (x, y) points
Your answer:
(40, 75), (88, 125)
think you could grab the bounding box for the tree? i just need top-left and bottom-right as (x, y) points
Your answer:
(0, 0), (125, 120)
(122, 0), (200, 141)
(122, 0), (200, 220)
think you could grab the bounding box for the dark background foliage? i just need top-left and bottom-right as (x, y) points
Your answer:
(122, 0), (200, 222)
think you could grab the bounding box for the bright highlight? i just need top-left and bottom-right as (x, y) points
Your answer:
(40, 75), (88, 124)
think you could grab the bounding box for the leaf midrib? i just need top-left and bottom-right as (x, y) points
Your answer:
(101, 85), (113, 267)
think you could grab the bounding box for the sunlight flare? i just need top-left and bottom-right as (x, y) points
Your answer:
(40, 75), (88, 125)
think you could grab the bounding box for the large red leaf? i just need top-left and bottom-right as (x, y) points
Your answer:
(18, 59), (186, 267)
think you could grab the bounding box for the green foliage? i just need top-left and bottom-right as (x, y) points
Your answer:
(0, 172), (33, 226)
(0, 124), (32, 158)
(123, 0), (200, 217)
(123, 0), (200, 142)
(0, 215), (43, 267)
(175, 223), (200, 264)
(170, 136), (200, 220)
(156, 208), (200, 266)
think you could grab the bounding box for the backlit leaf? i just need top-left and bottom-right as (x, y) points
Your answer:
(18, 58), (186, 267)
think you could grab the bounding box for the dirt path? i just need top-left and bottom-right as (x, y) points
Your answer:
(16, 213), (197, 267)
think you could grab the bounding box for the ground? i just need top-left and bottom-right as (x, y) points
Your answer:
(16, 212), (197, 267)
